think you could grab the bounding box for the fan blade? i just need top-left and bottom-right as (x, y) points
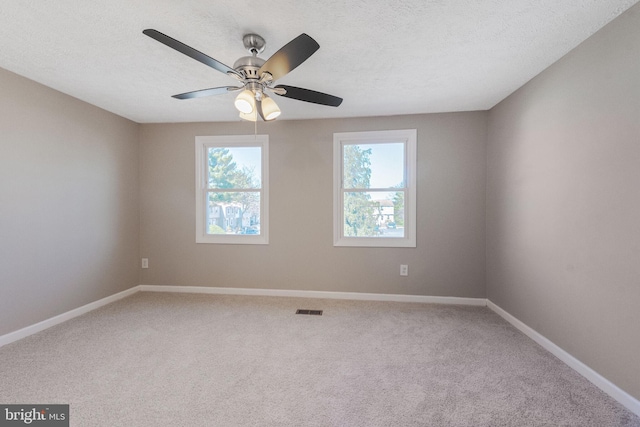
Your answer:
(143, 29), (241, 78)
(172, 86), (242, 100)
(274, 85), (343, 107)
(258, 34), (319, 81)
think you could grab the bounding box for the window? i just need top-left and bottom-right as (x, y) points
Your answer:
(195, 135), (268, 244)
(333, 129), (417, 247)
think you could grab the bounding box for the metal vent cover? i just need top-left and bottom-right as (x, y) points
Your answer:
(296, 309), (323, 316)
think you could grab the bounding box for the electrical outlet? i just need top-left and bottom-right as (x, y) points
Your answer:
(400, 264), (408, 276)
(141, 258), (149, 269)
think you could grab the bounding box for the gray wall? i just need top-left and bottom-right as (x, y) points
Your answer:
(139, 112), (487, 297)
(0, 68), (140, 336)
(486, 4), (640, 400)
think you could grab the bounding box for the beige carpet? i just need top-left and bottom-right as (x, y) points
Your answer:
(0, 292), (638, 426)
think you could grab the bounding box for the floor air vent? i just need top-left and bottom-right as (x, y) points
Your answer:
(296, 309), (323, 316)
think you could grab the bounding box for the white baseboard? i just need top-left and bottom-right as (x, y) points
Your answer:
(0, 286), (141, 348)
(487, 300), (640, 418)
(138, 285), (487, 306)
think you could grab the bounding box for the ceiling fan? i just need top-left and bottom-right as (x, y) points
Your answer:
(143, 29), (343, 121)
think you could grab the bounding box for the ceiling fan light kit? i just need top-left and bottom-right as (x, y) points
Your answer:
(143, 29), (343, 122)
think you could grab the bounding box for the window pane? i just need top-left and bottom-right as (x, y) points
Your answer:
(208, 147), (261, 189)
(343, 143), (404, 189)
(206, 192), (261, 235)
(343, 191), (405, 238)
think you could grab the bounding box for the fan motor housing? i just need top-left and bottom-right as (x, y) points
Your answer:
(233, 56), (266, 80)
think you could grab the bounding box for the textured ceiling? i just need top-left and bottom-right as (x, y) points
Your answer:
(0, 0), (637, 123)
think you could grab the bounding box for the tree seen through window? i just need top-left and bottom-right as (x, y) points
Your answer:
(342, 143), (405, 237)
(207, 147), (261, 235)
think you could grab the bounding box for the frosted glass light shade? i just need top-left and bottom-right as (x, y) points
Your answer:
(234, 90), (255, 114)
(239, 109), (257, 122)
(261, 96), (281, 120)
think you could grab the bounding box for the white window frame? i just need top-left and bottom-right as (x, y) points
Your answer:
(333, 129), (417, 248)
(195, 135), (269, 244)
